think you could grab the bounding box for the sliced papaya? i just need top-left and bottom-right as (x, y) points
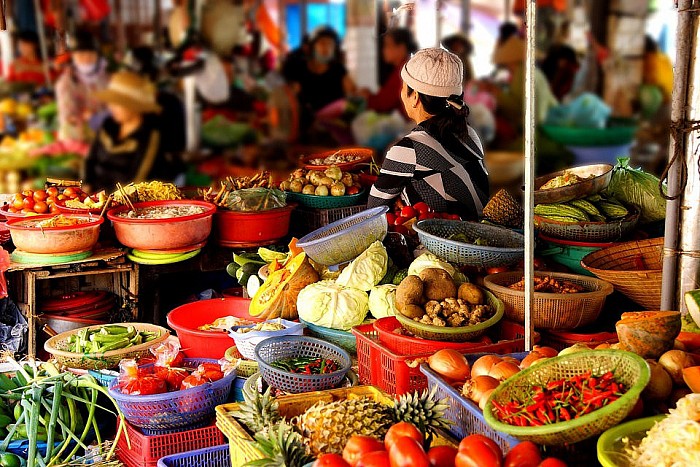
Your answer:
(616, 311), (681, 359)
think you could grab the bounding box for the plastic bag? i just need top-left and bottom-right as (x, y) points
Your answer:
(224, 188), (287, 212)
(544, 93), (611, 128)
(0, 298), (27, 354)
(605, 157), (667, 224)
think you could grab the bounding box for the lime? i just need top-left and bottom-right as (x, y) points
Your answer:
(0, 452), (22, 467)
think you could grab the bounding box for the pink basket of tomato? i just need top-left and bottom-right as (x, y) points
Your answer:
(108, 346), (236, 435)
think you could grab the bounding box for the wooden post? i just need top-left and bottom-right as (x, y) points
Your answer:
(154, 0), (162, 48)
(114, 0), (126, 55)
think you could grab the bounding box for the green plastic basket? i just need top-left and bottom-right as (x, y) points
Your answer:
(483, 350), (650, 446)
(540, 125), (637, 147)
(394, 290), (504, 342)
(284, 190), (366, 209)
(597, 415), (665, 467)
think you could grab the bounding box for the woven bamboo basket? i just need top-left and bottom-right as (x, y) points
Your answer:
(483, 271), (614, 330)
(224, 346), (259, 378)
(483, 350), (650, 446)
(44, 323), (170, 370)
(580, 237), (663, 310)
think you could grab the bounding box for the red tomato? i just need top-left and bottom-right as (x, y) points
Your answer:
(504, 442), (541, 467)
(386, 213), (396, 225)
(12, 198), (23, 209)
(455, 434), (502, 467)
(34, 201), (49, 214)
(22, 197), (35, 209)
(7, 207), (18, 213)
(413, 202), (430, 215)
(393, 225), (409, 236)
(446, 214), (461, 221)
(63, 187), (78, 198)
(343, 436), (385, 466)
(57, 194), (67, 201)
(33, 190), (48, 202)
(46, 196), (57, 206)
(315, 454), (351, 467)
(46, 187), (59, 197)
(50, 204), (61, 214)
(394, 216), (408, 226)
(356, 451), (390, 467)
(400, 206), (418, 219)
(389, 437), (429, 467)
(21, 190), (33, 198)
(538, 458), (567, 467)
(427, 446), (457, 467)
(384, 422), (423, 451)
(119, 375), (167, 395)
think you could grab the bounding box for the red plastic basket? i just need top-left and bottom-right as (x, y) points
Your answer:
(373, 317), (526, 355)
(540, 329), (618, 351)
(352, 320), (534, 396)
(116, 420), (225, 467)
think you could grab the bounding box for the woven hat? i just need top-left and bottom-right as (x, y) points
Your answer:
(493, 35), (526, 65)
(401, 48), (463, 97)
(94, 71), (161, 114)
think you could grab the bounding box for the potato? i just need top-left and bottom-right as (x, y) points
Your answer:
(419, 268), (457, 301)
(396, 275), (424, 311)
(400, 304), (425, 319)
(458, 283), (484, 305)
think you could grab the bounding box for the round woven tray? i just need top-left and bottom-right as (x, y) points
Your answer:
(483, 271), (614, 330)
(44, 323), (170, 370)
(483, 350), (650, 446)
(394, 290), (504, 342)
(534, 207), (640, 243)
(580, 237), (663, 310)
(285, 190), (366, 209)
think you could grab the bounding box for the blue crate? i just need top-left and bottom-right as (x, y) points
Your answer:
(421, 352), (527, 454)
(157, 444), (230, 467)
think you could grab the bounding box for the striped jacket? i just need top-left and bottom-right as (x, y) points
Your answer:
(367, 121), (489, 220)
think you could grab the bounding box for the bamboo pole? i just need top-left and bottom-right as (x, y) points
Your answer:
(523, 0), (536, 350)
(33, 0), (53, 88)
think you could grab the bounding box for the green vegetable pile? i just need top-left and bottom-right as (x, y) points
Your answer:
(0, 358), (126, 466)
(270, 357), (339, 375)
(68, 325), (159, 354)
(447, 233), (490, 246)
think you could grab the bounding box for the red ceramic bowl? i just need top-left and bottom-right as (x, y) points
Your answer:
(7, 215), (103, 254)
(107, 200), (216, 250)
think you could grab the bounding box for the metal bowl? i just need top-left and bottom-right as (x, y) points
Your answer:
(531, 164), (614, 205)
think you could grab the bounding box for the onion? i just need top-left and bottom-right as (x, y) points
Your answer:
(500, 356), (520, 366)
(488, 361), (520, 382)
(659, 350), (696, 385)
(532, 345), (558, 358)
(520, 351), (544, 369)
(462, 375), (499, 404)
(643, 360), (673, 401)
(471, 355), (502, 378)
(595, 343), (612, 350)
(478, 389), (495, 411)
(428, 349), (471, 382)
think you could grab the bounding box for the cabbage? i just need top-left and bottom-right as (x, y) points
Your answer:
(336, 241), (388, 291)
(408, 252), (456, 278)
(297, 281), (369, 330)
(368, 285), (398, 319)
(606, 158), (666, 224)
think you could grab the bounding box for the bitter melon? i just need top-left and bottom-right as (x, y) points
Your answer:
(534, 203), (589, 222)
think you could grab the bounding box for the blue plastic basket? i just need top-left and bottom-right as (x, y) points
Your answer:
(421, 352), (527, 455)
(300, 318), (357, 354)
(566, 143), (633, 166)
(88, 369), (118, 388)
(254, 336), (352, 393)
(413, 219), (525, 268)
(108, 358), (236, 435)
(297, 206), (389, 266)
(157, 444), (230, 467)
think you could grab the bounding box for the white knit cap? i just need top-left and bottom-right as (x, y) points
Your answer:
(401, 48), (464, 97)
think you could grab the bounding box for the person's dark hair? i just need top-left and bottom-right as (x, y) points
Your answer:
(384, 28), (418, 55)
(309, 26), (341, 61)
(644, 35), (658, 54)
(442, 34), (473, 55)
(540, 44), (578, 80)
(17, 30), (39, 47)
(128, 46), (159, 81)
(407, 86), (470, 140)
(71, 29), (99, 52)
(498, 22), (519, 45)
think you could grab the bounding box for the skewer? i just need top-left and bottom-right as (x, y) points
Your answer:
(117, 183), (137, 212)
(99, 195), (113, 219)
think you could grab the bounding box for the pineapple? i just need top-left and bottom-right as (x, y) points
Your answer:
(393, 386), (451, 442)
(246, 421), (314, 467)
(231, 388), (281, 434)
(483, 189), (524, 228)
(297, 397), (394, 456)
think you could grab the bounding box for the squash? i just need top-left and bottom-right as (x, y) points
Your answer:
(683, 366), (700, 393)
(616, 311), (682, 359)
(249, 252), (319, 320)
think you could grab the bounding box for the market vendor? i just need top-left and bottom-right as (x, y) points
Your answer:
(55, 29), (109, 142)
(367, 48), (489, 220)
(6, 31), (50, 87)
(85, 71), (182, 190)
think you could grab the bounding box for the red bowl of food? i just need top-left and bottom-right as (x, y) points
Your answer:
(107, 200), (216, 250)
(0, 204), (48, 220)
(301, 148), (374, 171)
(214, 204), (294, 248)
(7, 215), (103, 254)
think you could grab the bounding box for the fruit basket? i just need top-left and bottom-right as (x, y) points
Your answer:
(300, 318), (357, 354)
(483, 271), (614, 329)
(394, 290), (504, 342)
(297, 206), (388, 266)
(534, 207), (639, 243)
(285, 189), (366, 209)
(108, 358), (236, 435)
(44, 323), (170, 370)
(483, 350), (650, 445)
(596, 415), (664, 467)
(532, 164), (614, 205)
(413, 219), (524, 268)
(254, 336), (352, 394)
(229, 319), (304, 360)
(300, 147), (374, 171)
(580, 237), (663, 310)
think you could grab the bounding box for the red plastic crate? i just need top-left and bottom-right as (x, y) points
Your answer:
(116, 419), (225, 467)
(541, 329), (618, 351)
(352, 320), (534, 396)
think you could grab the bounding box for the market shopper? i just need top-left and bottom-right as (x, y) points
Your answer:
(367, 48), (489, 220)
(55, 29), (110, 142)
(85, 71), (182, 190)
(6, 31), (49, 87)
